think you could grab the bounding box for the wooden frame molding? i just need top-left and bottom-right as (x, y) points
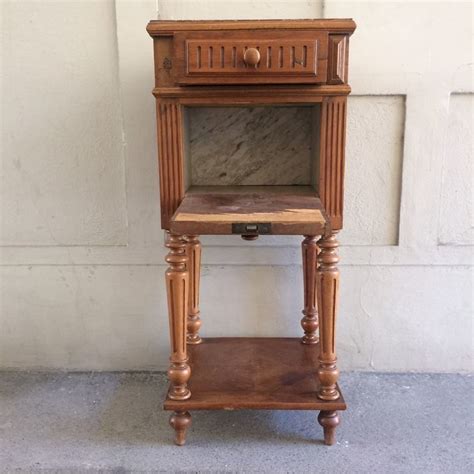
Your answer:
(319, 97), (347, 230)
(147, 19), (357, 37)
(156, 101), (186, 229)
(153, 85), (351, 100)
(328, 35), (348, 84)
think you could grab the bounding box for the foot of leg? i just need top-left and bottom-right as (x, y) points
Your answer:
(169, 411), (192, 446)
(317, 410), (340, 446)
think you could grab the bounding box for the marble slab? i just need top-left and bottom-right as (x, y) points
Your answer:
(187, 106), (316, 186)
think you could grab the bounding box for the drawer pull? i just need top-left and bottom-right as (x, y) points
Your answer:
(232, 222), (271, 236)
(244, 48), (260, 67)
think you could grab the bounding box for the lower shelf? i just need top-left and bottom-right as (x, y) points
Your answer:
(164, 337), (346, 411)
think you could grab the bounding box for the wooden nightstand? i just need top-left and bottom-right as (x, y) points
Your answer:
(147, 19), (356, 446)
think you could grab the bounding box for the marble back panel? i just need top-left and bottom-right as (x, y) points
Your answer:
(186, 106), (317, 186)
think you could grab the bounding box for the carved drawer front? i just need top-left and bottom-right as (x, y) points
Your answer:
(179, 32), (327, 85)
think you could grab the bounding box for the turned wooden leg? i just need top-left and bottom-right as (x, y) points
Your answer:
(186, 235), (202, 344)
(301, 235), (319, 344)
(318, 410), (340, 445)
(165, 232), (191, 401)
(169, 411), (192, 446)
(316, 233), (340, 401)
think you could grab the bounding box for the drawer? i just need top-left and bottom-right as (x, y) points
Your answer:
(175, 31), (328, 85)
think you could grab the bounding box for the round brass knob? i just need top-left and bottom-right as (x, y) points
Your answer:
(244, 48), (260, 67)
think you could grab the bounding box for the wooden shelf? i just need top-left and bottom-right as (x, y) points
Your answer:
(170, 187), (328, 236)
(164, 338), (346, 411)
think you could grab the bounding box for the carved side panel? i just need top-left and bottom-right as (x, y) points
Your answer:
(327, 35), (348, 84)
(156, 101), (185, 229)
(319, 97), (347, 230)
(153, 37), (175, 87)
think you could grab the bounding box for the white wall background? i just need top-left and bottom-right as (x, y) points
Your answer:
(1, 0), (472, 372)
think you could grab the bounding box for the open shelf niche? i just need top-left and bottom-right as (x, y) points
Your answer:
(183, 104), (322, 194)
(172, 104), (325, 236)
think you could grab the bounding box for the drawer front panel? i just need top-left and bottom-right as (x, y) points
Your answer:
(177, 32), (327, 85)
(187, 39), (317, 75)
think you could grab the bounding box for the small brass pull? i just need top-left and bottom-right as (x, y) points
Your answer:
(243, 48), (260, 67)
(232, 223), (271, 236)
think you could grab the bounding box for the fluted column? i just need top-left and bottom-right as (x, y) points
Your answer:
(301, 235), (319, 344)
(316, 233), (340, 401)
(165, 232), (191, 401)
(186, 235), (202, 344)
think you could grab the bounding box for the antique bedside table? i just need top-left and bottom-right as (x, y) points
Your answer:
(146, 19), (356, 446)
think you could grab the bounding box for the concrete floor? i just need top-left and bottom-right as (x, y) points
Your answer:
(0, 372), (472, 473)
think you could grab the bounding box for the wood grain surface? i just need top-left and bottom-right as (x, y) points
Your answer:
(164, 338), (346, 411)
(170, 188), (328, 235)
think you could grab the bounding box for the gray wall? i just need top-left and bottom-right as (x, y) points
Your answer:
(1, 0), (472, 371)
